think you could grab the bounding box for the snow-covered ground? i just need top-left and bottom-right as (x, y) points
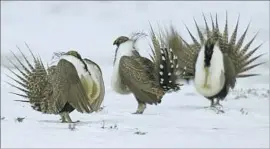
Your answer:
(1, 1), (269, 148)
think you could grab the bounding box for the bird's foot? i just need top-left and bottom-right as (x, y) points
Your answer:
(210, 105), (225, 114)
(69, 120), (80, 123)
(61, 120), (68, 123)
(61, 120), (80, 123)
(208, 102), (224, 114)
(214, 103), (223, 109)
(215, 108), (225, 114)
(74, 120), (80, 123)
(213, 99), (224, 113)
(60, 112), (77, 123)
(132, 111), (144, 114)
(132, 103), (146, 115)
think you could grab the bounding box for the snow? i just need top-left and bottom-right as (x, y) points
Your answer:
(1, 1), (269, 148)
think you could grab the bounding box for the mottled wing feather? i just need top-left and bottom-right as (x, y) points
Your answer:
(119, 56), (164, 104)
(51, 59), (92, 113)
(138, 57), (157, 81)
(132, 50), (157, 81)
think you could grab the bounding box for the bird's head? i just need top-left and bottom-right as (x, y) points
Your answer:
(112, 36), (130, 65)
(113, 36), (130, 47)
(112, 33), (145, 65)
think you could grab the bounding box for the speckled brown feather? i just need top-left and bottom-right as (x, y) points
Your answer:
(5, 45), (52, 113)
(119, 55), (164, 104)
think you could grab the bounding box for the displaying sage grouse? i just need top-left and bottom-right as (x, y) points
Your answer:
(111, 33), (182, 114)
(5, 45), (105, 123)
(169, 13), (265, 108)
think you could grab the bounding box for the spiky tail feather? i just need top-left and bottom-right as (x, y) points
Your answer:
(4, 43), (50, 113)
(158, 47), (182, 93)
(187, 12), (265, 78)
(149, 24), (185, 92)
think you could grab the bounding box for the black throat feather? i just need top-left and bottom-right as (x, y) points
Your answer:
(113, 47), (118, 65)
(204, 41), (215, 67)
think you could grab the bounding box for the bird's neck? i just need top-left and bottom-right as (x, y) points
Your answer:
(204, 53), (213, 68)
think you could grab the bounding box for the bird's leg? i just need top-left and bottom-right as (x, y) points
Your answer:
(209, 98), (225, 114)
(215, 99), (223, 107)
(185, 79), (190, 84)
(214, 99), (224, 113)
(63, 112), (80, 123)
(135, 103), (146, 114)
(63, 112), (74, 123)
(211, 98), (223, 108)
(210, 99), (215, 107)
(209, 99), (218, 110)
(133, 101), (146, 114)
(60, 113), (67, 123)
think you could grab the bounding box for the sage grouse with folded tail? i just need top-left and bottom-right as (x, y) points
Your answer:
(170, 13), (265, 108)
(5, 45), (105, 123)
(111, 33), (182, 114)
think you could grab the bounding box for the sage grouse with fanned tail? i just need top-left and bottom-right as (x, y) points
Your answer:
(111, 34), (182, 114)
(4, 45), (105, 123)
(170, 13), (265, 108)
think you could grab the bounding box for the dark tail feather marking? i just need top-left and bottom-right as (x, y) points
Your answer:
(159, 47), (182, 93)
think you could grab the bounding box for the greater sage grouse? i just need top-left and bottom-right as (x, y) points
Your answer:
(167, 13), (265, 108)
(111, 33), (182, 114)
(5, 45), (105, 123)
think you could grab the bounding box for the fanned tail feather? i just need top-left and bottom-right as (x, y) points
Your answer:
(4, 44), (50, 113)
(237, 74), (261, 78)
(149, 24), (183, 92)
(168, 12), (265, 80)
(159, 47), (181, 92)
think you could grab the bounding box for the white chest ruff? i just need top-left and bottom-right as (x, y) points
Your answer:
(111, 40), (136, 94)
(194, 46), (226, 97)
